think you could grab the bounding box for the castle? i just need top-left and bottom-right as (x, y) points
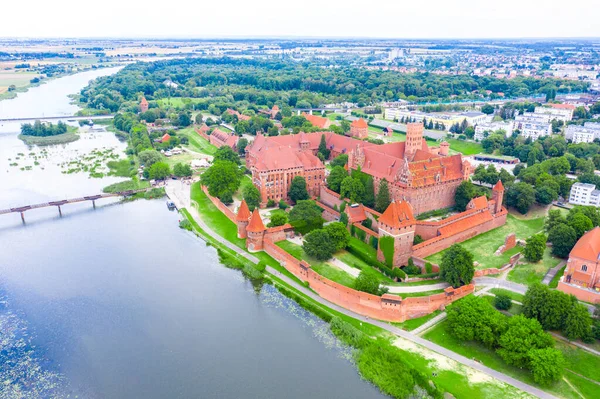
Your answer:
(244, 122), (471, 214)
(558, 227), (600, 303)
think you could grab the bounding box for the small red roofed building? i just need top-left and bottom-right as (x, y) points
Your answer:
(209, 128), (238, 151)
(236, 200), (252, 239)
(226, 108), (251, 122)
(160, 133), (171, 143)
(383, 127), (394, 137)
(302, 112), (331, 129)
(140, 97), (149, 113)
(558, 227), (600, 303)
(349, 118), (369, 139)
(197, 124), (210, 135)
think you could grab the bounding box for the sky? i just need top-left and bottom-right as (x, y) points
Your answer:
(1, 0), (599, 39)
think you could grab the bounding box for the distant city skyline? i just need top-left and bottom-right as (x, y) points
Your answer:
(1, 0), (599, 39)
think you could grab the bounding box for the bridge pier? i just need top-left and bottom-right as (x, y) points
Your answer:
(92, 200), (96, 209)
(20, 212), (25, 223)
(57, 205), (62, 217)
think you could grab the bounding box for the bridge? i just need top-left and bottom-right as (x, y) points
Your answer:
(0, 189), (149, 222)
(0, 115), (114, 124)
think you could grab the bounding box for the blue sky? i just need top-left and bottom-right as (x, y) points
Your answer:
(1, 0), (598, 38)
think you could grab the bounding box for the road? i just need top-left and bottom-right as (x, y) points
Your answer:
(170, 181), (558, 399)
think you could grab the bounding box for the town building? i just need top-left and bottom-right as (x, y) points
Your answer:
(558, 227), (600, 304)
(209, 128), (238, 150)
(534, 106), (573, 122)
(349, 118), (369, 139)
(302, 112), (331, 129)
(565, 122), (600, 144)
(140, 97), (149, 113)
(514, 113), (552, 140)
(569, 182), (600, 207)
(474, 121), (514, 141)
(384, 109), (488, 131)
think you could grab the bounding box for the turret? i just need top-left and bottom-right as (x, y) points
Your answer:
(439, 141), (450, 156)
(236, 199), (251, 238)
(246, 208), (266, 252)
(492, 180), (504, 214)
(405, 122), (424, 161)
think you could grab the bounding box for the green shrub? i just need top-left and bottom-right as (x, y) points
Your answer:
(403, 265), (421, 275)
(494, 294), (512, 311)
(267, 199), (275, 207)
(369, 236), (378, 249)
(379, 236), (395, 267)
(278, 199), (288, 209)
(179, 219), (192, 231)
(425, 262), (433, 274)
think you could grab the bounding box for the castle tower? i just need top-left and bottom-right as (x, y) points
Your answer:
(462, 159), (472, 180)
(246, 208), (266, 252)
(140, 97), (149, 113)
(377, 201), (416, 267)
(405, 122), (424, 161)
(299, 132), (310, 151)
(350, 118), (369, 139)
(236, 199), (252, 238)
(439, 141), (450, 156)
(492, 180), (504, 214)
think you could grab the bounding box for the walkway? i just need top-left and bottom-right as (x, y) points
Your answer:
(473, 277), (528, 294)
(386, 282), (450, 293)
(542, 261), (566, 285)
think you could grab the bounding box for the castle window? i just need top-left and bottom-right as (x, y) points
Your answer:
(582, 265), (588, 272)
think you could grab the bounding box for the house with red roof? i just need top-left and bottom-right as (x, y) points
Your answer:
(302, 112), (331, 129)
(209, 128), (238, 151)
(349, 118), (368, 139)
(558, 227), (600, 303)
(160, 133), (171, 143)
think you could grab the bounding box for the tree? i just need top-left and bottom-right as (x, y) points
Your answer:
(440, 244), (474, 288)
(363, 177), (375, 208)
(303, 229), (337, 261)
(497, 315), (554, 368)
(446, 295), (506, 348)
(195, 113), (203, 124)
(564, 303), (593, 341)
(523, 233), (547, 262)
(547, 224), (577, 258)
(375, 178), (391, 212)
(505, 182), (535, 214)
(324, 222), (350, 251)
(340, 176), (365, 204)
(318, 134), (330, 159)
(243, 184), (261, 211)
(201, 160), (242, 202)
(528, 348), (565, 386)
(148, 161), (171, 180)
(354, 270), (386, 296)
(330, 154), (348, 168)
(481, 104), (495, 115)
(173, 162), (192, 177)
(177, 112), (192, 127)
(267, 212), (288, 228)
(494, 294), (513, 311)
(288, 176), (309, 203)
(288, 200), (324, 234)
(568, 212), (593, 239)
(213, 146), (241, 165)
(327, 166), (347, 193)
(454, 180), (476, 212)
(545, 209), (566, 232)
(237, 137), (249, 155)
(138, 150), (162, 167)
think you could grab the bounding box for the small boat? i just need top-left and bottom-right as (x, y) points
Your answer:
(166, 200), (176, 210)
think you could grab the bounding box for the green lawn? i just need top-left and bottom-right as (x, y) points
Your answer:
(549, 266), (566, 288)
(397, 289), (446, 299)
(426, 214), (545, 270)
(424, 319), (600, 399)
(393, 310), (442, 331)
(489, 289), (524, 303)
(177, 127), (217, 156)
(507, 248), (562, 286)
(445, 139), (483, 155)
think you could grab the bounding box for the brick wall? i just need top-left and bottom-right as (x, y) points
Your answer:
(195, 128), (210, 141)
(202, 186), (236, 222)
(319, 185), (344, 209)
(315, 200), (340, 222)
(411, 256), (440, 273)
(558, 281), (600, 304)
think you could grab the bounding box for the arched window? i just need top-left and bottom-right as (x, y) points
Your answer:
(582, 265), (588, 272)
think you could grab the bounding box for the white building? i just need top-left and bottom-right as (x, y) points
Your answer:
(474, 121), (514, 141)
(565, 122), (600, 144)
(514, 114), (552, 140)
(534, 106), (573, 122)
(569, 183), (600, 207)
(384, 108), (488, 130)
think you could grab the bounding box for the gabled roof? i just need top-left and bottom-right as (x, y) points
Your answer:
(236, 200), (251, 221)
(469, 196), (489, 210)
(493, 180), (504, 191)
(352, 118), (368, 128)
(247, 209), (266, 233)
(379, 201), (415, 228)
(347, 204), (367, 223)
(302, 113), (330, 129)
(161, 133), (171, 142)
(140, 97), (148, 105)
(570, 227), (600, 262)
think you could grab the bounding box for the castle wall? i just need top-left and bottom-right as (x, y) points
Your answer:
(557, 282), (600, 304)
(202, 186), (237, 222)
(319, 185), (344, 209)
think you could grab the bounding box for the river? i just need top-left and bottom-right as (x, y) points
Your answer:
(0, 68), (385, 398)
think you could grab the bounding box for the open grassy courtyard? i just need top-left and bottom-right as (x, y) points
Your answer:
(426, 214), (545, 270)
(177, 127), (217, 156)
(507, 247), (562, 286)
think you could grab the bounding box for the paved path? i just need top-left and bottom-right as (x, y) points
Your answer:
(329, 258), (361, 278)
(474, 277), (528, 294)
(542, 261), (566, 285)
(550, 332), (600, 357)
(412, 312), (447, 335)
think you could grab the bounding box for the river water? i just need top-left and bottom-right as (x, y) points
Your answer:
(0, 69), (385, 398)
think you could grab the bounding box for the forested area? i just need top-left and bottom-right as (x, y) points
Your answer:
(79, 58), (589, 112)
(20, 120), (68, 136)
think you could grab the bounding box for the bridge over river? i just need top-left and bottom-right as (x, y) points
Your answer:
(0, 115), (114, 124)
(0, 188), (149, 222)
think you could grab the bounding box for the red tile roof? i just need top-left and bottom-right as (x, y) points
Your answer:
(379, 201), (415, 228)
(470, 196), (489, 210)
(247, 209), (266, 233)
(549, 103), (576, 111)
(570, 227), (600, 262)
(161, 133), (171, 142)
(302, 113), (330, 129)
(236, 200), (251, 221)
(347, 204), (367, 223)
(493, 180), (504, 191)
(438, 211), (493, 237)
(140, 97), (148, 105)
(352, 118), (368, 128)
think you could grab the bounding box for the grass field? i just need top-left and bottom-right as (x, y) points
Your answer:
(397, 289), (446, 298)
(426, 214), (545, 270)
(489, 288), (524, 303)
(445, 138), (483, 155)
(393, 310), (443, 331)
(507, 248), (562, 286)
(549, 265), (567, 288)
(177, 127), (217, 156)
(424, 319), (600, 399)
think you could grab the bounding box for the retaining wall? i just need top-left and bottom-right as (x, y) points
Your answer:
(202, 186), (237, 222)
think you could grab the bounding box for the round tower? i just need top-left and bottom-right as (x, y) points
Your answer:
(236, 200), (252, 238)
(246, 208), (266, 252)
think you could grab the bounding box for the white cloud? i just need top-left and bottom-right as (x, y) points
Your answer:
(1, 0), (598, 38)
